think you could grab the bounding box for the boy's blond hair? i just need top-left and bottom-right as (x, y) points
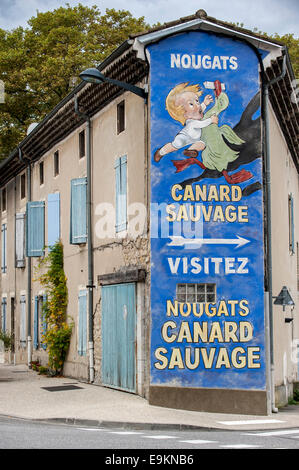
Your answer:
(166, 82), (203, 125)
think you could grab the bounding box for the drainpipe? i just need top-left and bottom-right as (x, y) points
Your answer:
(263, 49), (287, 413)
(74, 97), (94, 383)
(19, 148), (32, 368)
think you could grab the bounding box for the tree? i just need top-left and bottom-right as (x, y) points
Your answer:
(233, 23), (299, 78)
(269, 33), (299, 78)
(0, 4), (150, 160)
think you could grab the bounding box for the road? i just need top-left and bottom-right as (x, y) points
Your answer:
(1, 416), (299, 451)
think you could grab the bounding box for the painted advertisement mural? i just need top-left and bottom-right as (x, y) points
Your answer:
(149, 31), (267, 390)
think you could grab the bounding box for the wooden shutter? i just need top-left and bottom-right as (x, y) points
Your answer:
(70, 178), (87, 244)
(1, 298), (7, 332)
(288, 194), (295, 254)
(78, 290), (87, 356)
(26, 201), (45, 257)
(33, 296), (39, 349)
(41, 294), (47, 350)
(1, 223), (7, 273)
(20, 296), (26, 347)
(115, 156), (127, 232)
(47, 193), (60, 249)
(15, 213), (25, 268)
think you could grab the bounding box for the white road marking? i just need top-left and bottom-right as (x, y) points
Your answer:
(244, 429), (299, 437)
(180, 439), (217, 444)
(143, 435), (176, 439)
(220, 444), (262, 449)
(109, 431), (142, 435)
(217, 419), (285, 426)
(77, 428), (106, 431)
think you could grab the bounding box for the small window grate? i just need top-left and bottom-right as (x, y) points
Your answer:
(176, 283), (216, 303)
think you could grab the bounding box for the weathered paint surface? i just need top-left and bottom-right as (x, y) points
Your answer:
(101, 283), (136, 392)
(148, 31), (267, 390)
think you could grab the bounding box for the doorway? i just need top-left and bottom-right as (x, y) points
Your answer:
(101, 283), (136, 393)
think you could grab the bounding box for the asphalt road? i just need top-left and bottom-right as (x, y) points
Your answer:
(1, 416), (299, 451)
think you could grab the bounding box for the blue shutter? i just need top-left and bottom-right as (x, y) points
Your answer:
(78, 290), (87, 356)
(70, 178), (87, 244)
(15, 213), (25, 268)
(48, 193), (60, 249)
(41, 294), (47, 350)
(20, 296), (26, 347)
(1, 223), (7, 273)
(26, 201), (45, 257)
(1, 298), (7, 332)
(115, 156), (127, 232)
(289, 194), (295, 254)
(33, 296), (39, 349)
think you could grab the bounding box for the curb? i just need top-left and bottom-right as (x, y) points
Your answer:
(37, 417), (217, 432)
(0, 414), (217, 432)
(3, 414), (299, 432)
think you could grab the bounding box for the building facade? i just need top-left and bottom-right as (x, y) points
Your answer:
(0, 10), (298, 415)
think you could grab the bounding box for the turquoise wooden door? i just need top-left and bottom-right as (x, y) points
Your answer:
(102, 283), (136, 393)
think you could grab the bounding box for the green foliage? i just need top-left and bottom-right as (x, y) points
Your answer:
(270, 33), (299, 78)
(36, 241), (73, 375)
(231, 23), (298, 78)
(293, 389), (299, 403)
(0, 330), (13, 350)
(37, 366), (49, 375)
(0, 4), (150, 160)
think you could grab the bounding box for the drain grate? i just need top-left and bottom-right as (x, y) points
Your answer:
(41, 385), (83, 392)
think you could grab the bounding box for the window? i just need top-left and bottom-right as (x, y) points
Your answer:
(115, 155), (127, 233)
(176, 283), (217, 303)
(288, 194), (295, 254)
(78, 290), (87, 356)
(26, 201), (45, 257)
(1, 297), (7, 332)
(79, 131), (85, 159)
(48, 193), (60, 248)
(15, 213), (25, 268)
(54, 151), (59, 176)
(39, 162), (44, 185)
(21, 173), (26, 200)
(1, 223), (7, 273)
(117, 100), (125, 134)
(70, 178), (87, 244)
(1, 187), (6, 212)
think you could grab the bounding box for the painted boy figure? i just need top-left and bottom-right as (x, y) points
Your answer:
(154, 81), (253, 184)
(154, 82), (217, 162)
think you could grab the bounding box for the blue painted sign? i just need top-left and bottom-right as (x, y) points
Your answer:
(148, 31), (266, 390)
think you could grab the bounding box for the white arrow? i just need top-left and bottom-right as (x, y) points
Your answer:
(168, 235), (250, 249)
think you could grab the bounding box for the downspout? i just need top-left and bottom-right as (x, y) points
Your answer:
(19, 148), (32, 368)
(263, 49), (287, 413)
(74, 97), (94, 383)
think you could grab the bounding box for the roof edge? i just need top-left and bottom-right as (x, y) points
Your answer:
(132, 17), (284, 61)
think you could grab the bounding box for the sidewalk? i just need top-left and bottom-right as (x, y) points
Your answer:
(1, 363), (299, 431)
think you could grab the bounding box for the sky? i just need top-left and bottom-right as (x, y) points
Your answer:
(0, 0), (298, 36)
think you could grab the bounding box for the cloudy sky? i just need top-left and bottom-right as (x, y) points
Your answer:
(0, 0), (298, 36)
